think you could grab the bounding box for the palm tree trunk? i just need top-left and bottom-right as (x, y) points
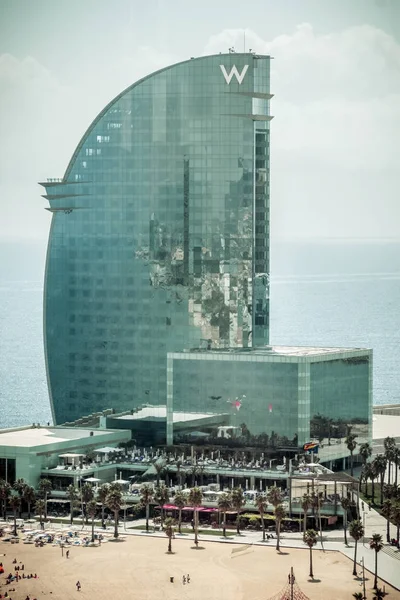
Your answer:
(28, 502), (31, 520)
(236, 514), (240, 535)
(168, 537), (172, 552)
(261, 513), (265, 541)
(101, 505), (105, 528)
(371, 478), (375, 503)
(194, 510), (199, 546)
(353, 540), (358, 576)
(91, 518), (95, 543)
(386, 517), (390, 543)
(114, 510), (119, 538)
(309, 546), (313, 578)
(223, 512), (226, 537)
(344, 512), (348, 545)
(374, 551), (378, 589)
(145, 503), (149, 532)
(388, 461), (391, 485)
(380, 476), (384, 506)
(350, 452), (354, 477)
(13, 512), (17, 536)
(178, 509), (182, 534)
(276, 521), (280, 551)
(303, 511), (307, 536)
(44, 493), (48, 518)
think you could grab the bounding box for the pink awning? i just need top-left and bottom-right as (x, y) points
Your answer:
(200, 507), (218, 513)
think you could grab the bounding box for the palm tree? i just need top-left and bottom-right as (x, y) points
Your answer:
(218, 492), (232, 538)
(381, 499), (392, 543)
(97, 483), (110, 528)
(140, 484), (154, 533)
(349, 519), (364, 576)
(301, 493), (312, 536)
(80, 483), (94, 524)
(384, 437), (396, 484)
(154, 484), (169, 526)
(267, 485), (283, 509)
(23, 485), (36, 520)
(372, 588), (388, 600)
(255, 493), (268, 541)
(66, 485), (79, 525)
(164, 517), (175, 553)
(303, 529), (318, 578)
(341, 497), (351, 546)
(173, 490), (185, 534)
(8, 496), (21, 536)
(106, 488), (122, 538)
(369, 533), (383, 589)
(391, 501), (400, 545)
(346, 434), (358, 477)
(188, 487), (203, 547)
(35, 499), (46, 529)
(274, 504), (286, 552)
(363, 463), (373, 499)
(373, 455), (387, 506)
(352, 592), (364, 599)
(153, 460), (165, 487)
(86, 499), (98, 542)
(359, 442), (372, 467)
(231, 487), (246, 535)
(38, 479), (52, 518)
(0, 480), (12, 520)
(370, 460), (378, 504)
(13, 478), (26, 518)
(393, 447), (400, 487)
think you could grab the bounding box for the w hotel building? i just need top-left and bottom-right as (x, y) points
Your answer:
(40, 54), (273, 425)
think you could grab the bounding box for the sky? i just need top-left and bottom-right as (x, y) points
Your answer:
(1, 0), (399, 250)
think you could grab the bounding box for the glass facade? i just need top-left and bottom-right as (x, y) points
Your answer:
(167, 348), (372, 449)
(40, 54), (272, 424)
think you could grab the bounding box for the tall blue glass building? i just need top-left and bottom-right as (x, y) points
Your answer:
(40, 53), (273, 424)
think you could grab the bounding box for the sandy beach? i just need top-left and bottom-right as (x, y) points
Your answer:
(1, 534), (399, 600)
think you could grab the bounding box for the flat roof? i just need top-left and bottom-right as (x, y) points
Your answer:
(372, 414), (400, 441)
(0, 426), (121, 449)
(116, 407), (225, 423)
(171, 345), (371, 359)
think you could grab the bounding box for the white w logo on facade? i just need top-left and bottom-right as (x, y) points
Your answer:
(220, 64), (249, 85)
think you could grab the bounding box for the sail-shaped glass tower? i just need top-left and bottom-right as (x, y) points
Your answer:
(40, 53), (273, 424)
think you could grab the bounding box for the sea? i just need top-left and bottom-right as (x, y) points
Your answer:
(1, 239), (400, 429)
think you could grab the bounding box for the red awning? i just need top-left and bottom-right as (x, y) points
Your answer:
(200, 507), (218, 513)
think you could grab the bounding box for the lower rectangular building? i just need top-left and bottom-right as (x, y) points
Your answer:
(166, 346), (372, 461)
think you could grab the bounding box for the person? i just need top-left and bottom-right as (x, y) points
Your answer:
(76, 581), (81, 592)
(66, 550), (69, 559)
(187, 574), (190, 584)
(361, 501), (364, 511)
(182, 575), (186, 585)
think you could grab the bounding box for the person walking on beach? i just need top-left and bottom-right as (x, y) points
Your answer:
(182, 575), (186, 585)
(66, 550), (69, 559)
(187, 574), (190, 584)
(76, 581), (81, 592)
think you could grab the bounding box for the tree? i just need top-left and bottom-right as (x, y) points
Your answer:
(391, 501), (400, 545)
(140, 484), (154, 533)
(274, 504), (286, 552)
(218, 492), (232, 538)
(267, 485), (283, 509)
(363, 463), (373, 499)
(301, 493), (312, 537)
(173, 490), (185, 534)
(369, 533), (383, 589)
(38, 479), (53, 518)
(86, 499), (98, 543)
(303, 529), (318, 578)
(188, 487), (203, 547)
(152, 460), (165, 487)
(106, 488), (122, 539)
(231, 487), (246, 535)
(311, 490), (324, 548)
(349, 519), (364, 576)
(372, 588), (388, 600)
(80, 483), (94, 524)
(359, 442), (372, 467)
(35, 499), (46, 529)
(255, 493), (267, 541)
(352, 593), (364, 599)
(341, 497), (351, 546)
(393, 447), (400, 487)
(23, 485), (36, 520)
(66, 485), (79, 525)
(0, 480), (12, 520)
(373, 455), (387, 506)
(97, 484), (110, 528)
(346, 434), (358, 477)
(8, 495), (21, 536)
(13, 478), (26, 518)
(381, 499), (392, 543)
(164, 517), (175, 553)
(154, 484), (169, 526)
(383, 437), (396, 485)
